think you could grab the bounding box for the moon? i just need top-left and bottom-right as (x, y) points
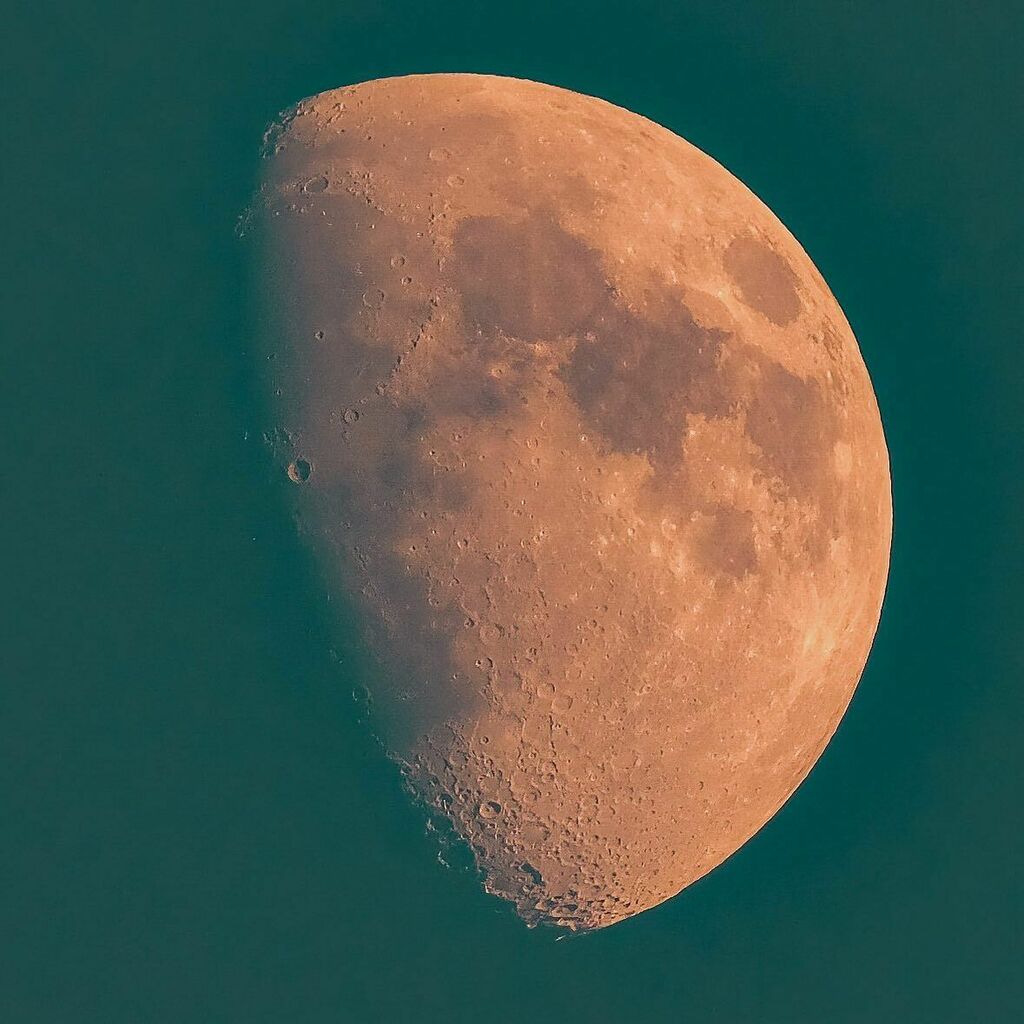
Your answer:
(247, 74), (892, 931)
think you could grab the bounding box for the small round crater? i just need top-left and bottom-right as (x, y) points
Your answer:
(287, 458), (312, 483)
(479, 800), (502, 820)
(303, 175), (328, 193)
(343, 408), (360, 424)
(390, 254), (407, 268)
(314, 329), (325, 340)
(362, 288), (386, 308)
(552, 693), (574, 714)
(429, 146), (452, 162)
(447, 174), (466, 188)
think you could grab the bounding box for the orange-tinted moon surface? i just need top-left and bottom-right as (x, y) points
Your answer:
(248, 74), (892, 931)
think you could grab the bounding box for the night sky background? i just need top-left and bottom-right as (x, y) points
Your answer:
(8, 2), (1022, 1021)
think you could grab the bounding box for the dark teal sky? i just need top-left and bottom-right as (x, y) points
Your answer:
(8, 2), (1021, 1021)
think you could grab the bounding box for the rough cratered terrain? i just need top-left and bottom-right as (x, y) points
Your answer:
(247, 74), (892, 931)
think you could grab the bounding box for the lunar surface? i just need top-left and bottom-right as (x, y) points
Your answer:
(246, 74), (892, 931)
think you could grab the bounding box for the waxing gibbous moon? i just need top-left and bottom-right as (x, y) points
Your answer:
(247, 74), (892, 931)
